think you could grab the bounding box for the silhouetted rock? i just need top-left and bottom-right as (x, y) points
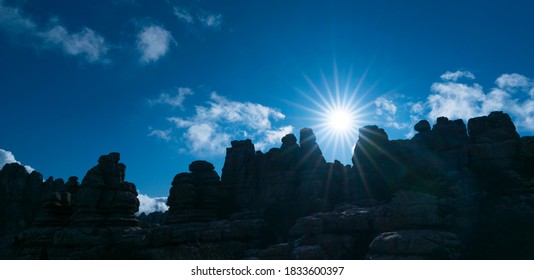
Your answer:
(5, 111), (534, 260)
(12, 153), (144, 259)
(468, 111), (520, 144)
(165, 161), (219, 224)
(299, 128), (326, 169)
(71, 152), (139, 227)
(414, 120), (431, 133)
(0, 164), (50, 258)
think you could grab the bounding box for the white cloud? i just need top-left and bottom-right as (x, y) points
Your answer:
(374, 97), (408, 130)
(375, 97), (397, 115)
(256, 125), (294, 150)
(137, 24), (174, 63)
(148, 128), (172, 141)
(0, 1), (109, 63)
(40, 25), (109, 63)
(440, 70), (475, 81)
(173, 7), (194, 24)
(495, 73), (531, 90)
(425, 72), (534, 132)
(428, 81), (486, 120)
(198, 12), (222, 29)
(409, 102), (424, 115)
(0, 148), (34, 173)
(137, 192), (168, 215)
(162, 92), (292, 156)
(184, 123), (231, 156)
(149, 87), (193, 108)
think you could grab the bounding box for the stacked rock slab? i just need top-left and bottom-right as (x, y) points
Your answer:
(0, 164), (42, 258)
(221, 140), (258, 210)
(13, 153), (145, 259)
(296, 128), (327, 209)
(256, 134), (299, 207)
(468, 111), (521, 171)
(352, 125), (395, 200)
(71, 153), (139, 227)
(32, 178), (74, 227)
(165, 161), (219, 224)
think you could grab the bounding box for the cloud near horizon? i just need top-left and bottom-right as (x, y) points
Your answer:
(0, 1), (109, 63)
(137, 192), (168, 215)
(0, 149), (34, 173)
(374, 71), (534, 137)
(149, 89), (293, 156)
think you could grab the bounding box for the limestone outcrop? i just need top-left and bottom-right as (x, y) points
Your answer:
(2, 111), (534, 259)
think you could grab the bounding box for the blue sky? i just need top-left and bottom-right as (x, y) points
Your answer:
(2, 0), (534, 208)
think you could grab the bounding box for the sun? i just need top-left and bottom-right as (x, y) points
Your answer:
(327, 108), (354, 134)
(288, 65), (374, 164)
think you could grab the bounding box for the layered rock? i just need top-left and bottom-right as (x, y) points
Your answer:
(71, 152), (139, 226)
(165, 161), (220, 224)
(4, 111), (534, 260)
(0, 164), (48, 258)
(12, 153), (143, 259)
(221, 140), (258, 210)
(468, 111), (520, 144)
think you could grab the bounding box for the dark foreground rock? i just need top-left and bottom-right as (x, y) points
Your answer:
(1, 111), (534, 259)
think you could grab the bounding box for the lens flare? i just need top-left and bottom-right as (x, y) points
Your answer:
(288, 63), (375, 164)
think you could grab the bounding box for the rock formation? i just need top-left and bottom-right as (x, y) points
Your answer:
(11, 153), (143, 259)
(165, 161), (220, 224)
(2, 111), (534, 259)
(71, 152), (139, 227)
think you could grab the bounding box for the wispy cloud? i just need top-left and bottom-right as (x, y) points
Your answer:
(198, 12), (222, 29)
(375, 97), (397, 115)
(172, 5), (222, 30)
(154, 91), (292, 156)
(40, 24), (109, 63)
(440, 70), (475, 81)
(137, 24), (175, 63)
(374, 97), (409, 130)
(148, 128), (172, 141)
(0, 1), (109, 63)
(173, 7), (194, 24)
(148, 87), (193, 108)
(0, 148), (34, 173)
(0, 0), (36, 34)
(137, 192), (168, 215)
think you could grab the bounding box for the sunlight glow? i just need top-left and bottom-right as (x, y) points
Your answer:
(286, 62), (376, 164)
(327, 108), (355, 134)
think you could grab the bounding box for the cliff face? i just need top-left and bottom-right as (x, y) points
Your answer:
(1, 111), (534, 259)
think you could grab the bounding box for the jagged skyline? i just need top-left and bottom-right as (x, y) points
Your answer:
(1, 0), (534, 201)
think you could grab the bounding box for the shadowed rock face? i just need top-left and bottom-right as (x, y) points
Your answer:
(71, 152), (139, 227)
(165, 161), (220, 224)
(3, 111), (534, 259)
(468, 111), (520, 144)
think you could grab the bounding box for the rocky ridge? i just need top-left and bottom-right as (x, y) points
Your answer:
(1, 111), (533, 259)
